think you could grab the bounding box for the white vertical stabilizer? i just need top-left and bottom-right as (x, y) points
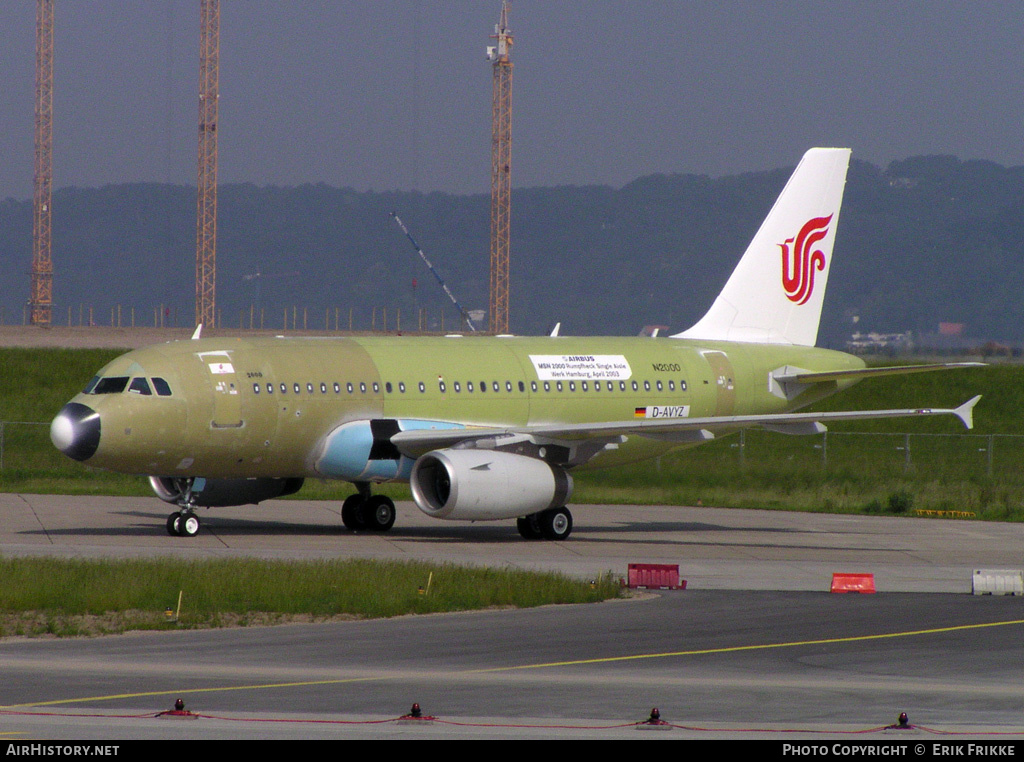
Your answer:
(674, 147), (851, 346)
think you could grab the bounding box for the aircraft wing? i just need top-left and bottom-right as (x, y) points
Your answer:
(390, 395), (981, 459)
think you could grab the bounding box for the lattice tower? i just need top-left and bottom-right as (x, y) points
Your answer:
(196, 0), (220, 327)
(31, 0), (55, 326)
(488, 2), (513, 334)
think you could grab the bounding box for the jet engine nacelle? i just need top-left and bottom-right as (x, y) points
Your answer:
(149, 476), (304, 507)
(410, 449), (573, 521)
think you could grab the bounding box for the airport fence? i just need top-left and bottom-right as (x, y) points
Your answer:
(2, 303), (474, 333)
(2, 418), (1022, 483)
(728, 429), (1017, 480)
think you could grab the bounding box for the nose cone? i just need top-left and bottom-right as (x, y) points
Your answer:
(51, 402), (101, 462)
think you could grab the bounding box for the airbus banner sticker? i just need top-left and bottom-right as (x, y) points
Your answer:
(529, 354), (631, 381)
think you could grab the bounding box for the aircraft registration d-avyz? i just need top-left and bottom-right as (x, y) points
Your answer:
(51, 148), (981, 540)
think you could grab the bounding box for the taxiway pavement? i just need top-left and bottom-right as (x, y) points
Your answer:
(2, 494), (1022, 592)
(1, 495), (1022, 740)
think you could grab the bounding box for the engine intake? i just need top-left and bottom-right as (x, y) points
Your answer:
(410, 449), (573, 521)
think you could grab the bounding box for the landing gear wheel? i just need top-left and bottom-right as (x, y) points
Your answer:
(341, 494), (367, 531)
(365, 495), (396, 532)
(166, 511), (182, 537)
(179, 513), (201, 537)
(538, 506), (573, 541)
(516, 514), (543, 540)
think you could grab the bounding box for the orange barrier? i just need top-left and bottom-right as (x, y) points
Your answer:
(830, 573), (876, 593)
(627, 564), (685, 590)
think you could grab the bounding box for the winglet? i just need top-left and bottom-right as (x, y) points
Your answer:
(191, 324), (203, 340)
(954, 395), (981, 430)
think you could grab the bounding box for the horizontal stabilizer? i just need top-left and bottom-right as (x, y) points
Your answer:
(772, 362), (986, 385)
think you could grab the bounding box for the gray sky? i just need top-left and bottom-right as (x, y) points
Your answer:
(1, 0), (1023, 200)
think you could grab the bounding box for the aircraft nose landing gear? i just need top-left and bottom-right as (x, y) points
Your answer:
(166, 510), (201, 537)
(158, 477), (202, 538)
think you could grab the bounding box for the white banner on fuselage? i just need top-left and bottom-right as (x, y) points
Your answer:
(529, 354), (632, 381)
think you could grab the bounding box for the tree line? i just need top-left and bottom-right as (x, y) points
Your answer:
(2, 153), (1022, 346)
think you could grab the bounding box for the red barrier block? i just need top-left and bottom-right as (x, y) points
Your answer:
(628, 563), (684, 590)
(830, 573), (876, 593)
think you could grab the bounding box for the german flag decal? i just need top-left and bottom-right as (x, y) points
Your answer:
(635, 405), (691, 419)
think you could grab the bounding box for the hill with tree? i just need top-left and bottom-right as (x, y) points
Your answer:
(2, 154), (1023, 347)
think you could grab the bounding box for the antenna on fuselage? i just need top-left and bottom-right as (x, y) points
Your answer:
(390, 211), (478, 332)
(191, 324), (203, 340)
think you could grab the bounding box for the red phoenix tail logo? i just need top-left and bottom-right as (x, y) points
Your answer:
(780, 215), (832, 305)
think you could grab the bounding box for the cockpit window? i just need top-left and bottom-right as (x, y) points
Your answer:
(128, 377), (152, 396)
(82, 376), (100, 394)
(152, 377), (173, 396)
(90, 376), (130, 394)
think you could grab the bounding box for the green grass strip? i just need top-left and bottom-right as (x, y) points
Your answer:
(0, 556), (623, 638)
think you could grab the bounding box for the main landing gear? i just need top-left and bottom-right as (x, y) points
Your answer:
(517, 506), (573, 541)
(341, 485), (396, 533)
(338, 485), (573, 540)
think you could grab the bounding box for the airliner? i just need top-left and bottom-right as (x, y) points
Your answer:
(50, 148), (981, 540)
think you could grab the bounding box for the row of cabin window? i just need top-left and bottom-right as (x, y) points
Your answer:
(525, 379), (688, 393)
(254, 381), (381, 396)
(252, 378), (689, 396)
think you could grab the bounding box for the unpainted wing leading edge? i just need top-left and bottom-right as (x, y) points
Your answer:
(390, 396), (981, 460)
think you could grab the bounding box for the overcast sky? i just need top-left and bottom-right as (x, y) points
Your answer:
(1, 1), (1022, 200)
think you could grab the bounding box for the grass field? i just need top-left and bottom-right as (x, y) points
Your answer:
(1, 347), (1020, 518)
(0, 556), (622, 637)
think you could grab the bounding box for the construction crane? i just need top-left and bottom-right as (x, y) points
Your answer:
(390, 212), (478, 332)
(31, 0), (55, 326)
(487, 1), (513, 335)
(196, 0), (220, 328)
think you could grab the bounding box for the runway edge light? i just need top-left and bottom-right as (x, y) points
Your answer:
(885, 712), (914, 730)
(157, 698), (199, 719)
(397, 703), (437, 724)
(636, 707), (672, 731)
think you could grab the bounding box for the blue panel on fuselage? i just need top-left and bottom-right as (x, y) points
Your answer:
(316, 419), (464, 482)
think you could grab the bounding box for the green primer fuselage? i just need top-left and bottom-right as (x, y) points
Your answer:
(71, 334), (864, 480)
